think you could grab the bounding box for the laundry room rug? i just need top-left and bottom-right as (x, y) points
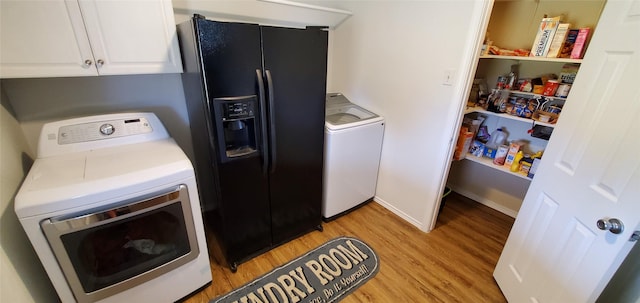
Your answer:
(210, 237), (379, 303)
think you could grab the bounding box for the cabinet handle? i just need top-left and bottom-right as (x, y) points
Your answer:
(83, 59), (93, 68)
(96, 59), (104, 68)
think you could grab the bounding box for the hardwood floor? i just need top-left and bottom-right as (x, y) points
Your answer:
(181, 193), (515, 303)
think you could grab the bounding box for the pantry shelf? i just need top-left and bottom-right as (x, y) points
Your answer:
(508, 90), (567, 101)
(463, 154), (532, 181)
(465, 106), (556, 128)
(480, 55), (583, 64)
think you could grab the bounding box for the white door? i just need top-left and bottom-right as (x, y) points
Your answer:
(78, 0), (183, 75)
(494, 1), (640, 302)
(0, 0), (181, 78)
(0, 0), (97, 78)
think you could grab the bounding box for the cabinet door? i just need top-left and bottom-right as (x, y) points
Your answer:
(0, 0), (97, 78)
(78, 0), (183, 75)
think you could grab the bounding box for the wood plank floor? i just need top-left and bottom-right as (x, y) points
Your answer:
(181, 193), (514, 303)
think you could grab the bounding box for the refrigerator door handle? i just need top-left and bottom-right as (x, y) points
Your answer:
(265, 69), (277, 174)
(256, 69), (269, 175)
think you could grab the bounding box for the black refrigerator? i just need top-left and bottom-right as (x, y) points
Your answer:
(177, 15), (327, 271)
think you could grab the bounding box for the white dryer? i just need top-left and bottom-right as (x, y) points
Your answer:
(323, 93), (385, 219)
(14, 113), (211, 303)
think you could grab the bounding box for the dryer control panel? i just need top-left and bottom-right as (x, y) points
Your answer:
(38, 113), (169, 158)
(58, 117), (153, 145)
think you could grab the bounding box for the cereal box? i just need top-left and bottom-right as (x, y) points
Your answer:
(530, 16), (561, 57)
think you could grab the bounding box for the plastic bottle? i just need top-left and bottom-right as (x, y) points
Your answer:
(486, 128), (507, 149)
(510, 151), (524, 172)
(531, 150), (543, 159)
(484, 128), (507, 159)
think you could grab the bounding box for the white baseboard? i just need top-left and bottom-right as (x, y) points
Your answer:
(447, 186), (519, 218)
(372, 188), (517, 233)
(373, 195), (429, 232)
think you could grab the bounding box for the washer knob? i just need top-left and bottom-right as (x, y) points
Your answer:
(99, 124), (115, 135)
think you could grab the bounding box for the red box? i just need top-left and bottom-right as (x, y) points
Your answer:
(543, 80), (560, 96)
(570, 28), (590, 59)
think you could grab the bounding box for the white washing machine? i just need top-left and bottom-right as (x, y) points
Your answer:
(14, 113), (211, 303)
(323, 93), (385, 219)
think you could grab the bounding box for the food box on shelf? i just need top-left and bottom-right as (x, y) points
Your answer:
(453, 126), (474, 161)
(530, 16), (561, 57)
(547, 23), (571, 58)
(559, 29), (579, 58)
(528, 158), (542, 178)
(469, 140), (485, 157)
(504, 141), (523, 166)
(560, 64), (580, 84)
(483, 146), (498, 159)
(493, 145), (509, 165)
(570, 28), (591, 59)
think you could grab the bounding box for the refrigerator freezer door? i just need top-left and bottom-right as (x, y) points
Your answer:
(198, 20), (263, 98)
(191, 19), (272, 266)
(261, 26), (328, 245)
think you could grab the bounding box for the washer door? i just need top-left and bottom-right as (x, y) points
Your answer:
(326, 105), (378, 126)
(40, 185), (200, 303)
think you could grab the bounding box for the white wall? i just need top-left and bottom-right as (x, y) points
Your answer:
(0, 89), (58, 302)
(2, 74), (192, 158)
(328, 0), (483, 230)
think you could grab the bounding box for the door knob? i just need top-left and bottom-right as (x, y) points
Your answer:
(596, 218), (624, 234)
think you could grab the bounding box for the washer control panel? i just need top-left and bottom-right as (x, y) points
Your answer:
(58, 117), (153, 145)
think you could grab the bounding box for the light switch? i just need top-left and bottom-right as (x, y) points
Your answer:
(443, 69), (456, 86)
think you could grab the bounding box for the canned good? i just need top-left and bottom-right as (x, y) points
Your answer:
(546, 105), (562, 114)
(555, 84), (571, 98)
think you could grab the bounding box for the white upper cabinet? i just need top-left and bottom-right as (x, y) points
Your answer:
(0, 0), (183, 78)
